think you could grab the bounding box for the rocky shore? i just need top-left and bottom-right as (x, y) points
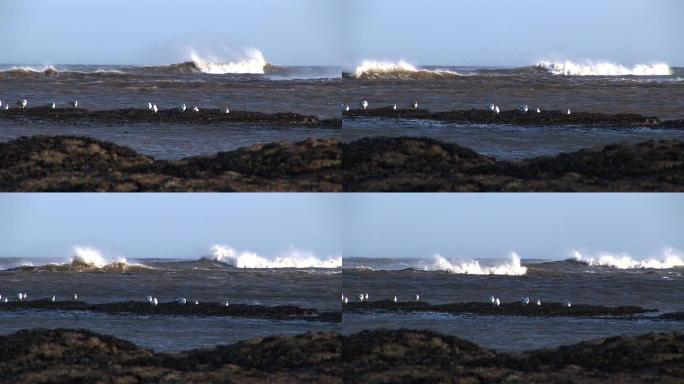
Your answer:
(343, 137), (684, 191)
(0, 135), (341, 191)
(0, 299), (340, 322)
(0, 328), (681, 383)
(0, 107), (341, 127)
(344, 107), (684, 128)
(1, 135), (682, 191)
(343, 299), (655, 318)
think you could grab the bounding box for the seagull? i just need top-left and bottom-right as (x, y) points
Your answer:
(341, 293), (345, 302)
(393, 104), (397, 110)
(0, 100), (2, 107)
(536, 299), (541, 306)
(536, 107), (541, 114)
(72, 293), (78, 301)
(179, 103), (187, 112)
(193, 299), (199, 305)
(413, 101), (418, 109)
(358, 293), (364, 302)
(344, 105), (350, 112)
(178, 298), (187, 305)
(192, 106), (200, 112)
(225, 107), (230, 114)
(50, 295), (56, 302)
(364, 293), (369, 301)
(522, 297), (530, 306)
(490, 296), (496, 305)
(152, 104), (158, 113)
(361, 100), (368, 110)
(223, 301), (230, 307)
(17, 99), (27, 109)
(146, 295), (153, 303)
(50, 102), (56, 109)
(147, 102), (153, 110)
(488, 103), (495, 112)
(567, 301), (572, 307)
(522, 105), (529, 113)
(495, 298), (501, 307)
(23, 293), (27, 300)
(69, 100), (78, 109)
(415, 294), (420, 302)
(393, 295), (397, 303)
(17, 293), (23, 302)
(567, 108), (571, 115)
(494, 106), (500, 115)
(152, 297), (158, 306)
(343, 297), (348, 304)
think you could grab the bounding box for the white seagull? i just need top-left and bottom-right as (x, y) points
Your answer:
(488, 103), (495, 112)
(69, 100), (78, 109)
(146, 295), (153, 303)
(344, 105), (350, 112)
(17, 292), (23, 302)
(361, 100), (368, 110)
(567, 108), (572, 115)
(415, 294), (420, 302)
(490, 296), (496, 305)
(567, 301), (572, 307)
(50, 102), (56, 109)
(152, 297), (158, 306)
(225, 107), (230, 114)
(17, 99), (28, 109)
(341, 293), (345, 302)
(152, 104), (158, 113)
(393, 104), (397, 110)
(494, 106), (500, 115)
(72, 293), (78, 301)
(179, 103), (187, 112)
(522, 105), (529, 113)
(223, 301), (230, 307)
(147, 102), (153, 110)
(193, 299), (199, 305)
(536, 107), (541, 114)
(50, 295), (56, 302)
(536, 299), (541, 306)
(495, 298), (501, 307)
(364, 293), (369, 301)
(0, 99), (2, 107)
(344, 297), (348, 304)
(358, 293), (364, 302)
(192, 106), (200, 112)
(522, 297), (530, 306)
(178, 297), (187, 305)
(393, 295), (397, 303)
(413, 101), (418, 109)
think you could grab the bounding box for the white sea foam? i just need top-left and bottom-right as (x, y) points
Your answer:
(430, 252), (527, 275)
(353, 60), (461, 79)
(570, 248), (684, 269)
(537, 60), (671, 76)
(189, 48), (267, 74)
(70, 246), (128, 268)
(210, 245), (341, 268)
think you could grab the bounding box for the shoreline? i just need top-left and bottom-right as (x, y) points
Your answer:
(344, 107), (684, 128)
(0, 299), (341, 322)
(0, 328), (681, 383)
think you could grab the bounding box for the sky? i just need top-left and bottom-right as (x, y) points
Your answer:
(343, 194), (684, 260)
(342, 0), (684, 66)
(0, 0), (680, 67)
(0, 194), (342, 260)
(0, 0), (341, 65)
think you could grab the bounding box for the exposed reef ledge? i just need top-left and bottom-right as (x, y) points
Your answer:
(344, 107), (684, 128)
(1, 328), (682, 383)
(344, 300), (656, 318)
(0, 107), (341, 127)
(0, 299), (341, 322)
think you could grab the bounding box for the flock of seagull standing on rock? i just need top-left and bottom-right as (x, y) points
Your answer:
(0, 292), (235, 307)
(341, 292), (572, 308)
(343, 99), (573, 115)
(0, 98), (231, 114)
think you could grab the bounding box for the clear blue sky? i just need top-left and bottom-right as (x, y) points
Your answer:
(343, 0), (684, 66)
(0, 0), (341, 65)
(343, 194), (684, 260)
(0, 194), (342, 260)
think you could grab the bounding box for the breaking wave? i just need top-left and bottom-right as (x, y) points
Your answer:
(209, 245), (341, 269)
(349, 60), (463, 79)
(429, 252), (528, 275)
(188, 48), (268, 74)
(537, 60), (672, 76)
(5, 246), (149, 272)
(570, 248), (684, 269)
(0, 65), (59, 76)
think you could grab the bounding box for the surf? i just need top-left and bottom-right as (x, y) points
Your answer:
(429, 252), (528, 275)
(349, 59), (463, 79)
(537, 60), (672, 76)
(209, 245), (341, 268)
(569, 248), (684, 269)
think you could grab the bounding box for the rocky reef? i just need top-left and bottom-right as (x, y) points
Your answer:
(344, 107), (684, 127)
(1, 328), (682, 383)
(0, 299), (340, 322)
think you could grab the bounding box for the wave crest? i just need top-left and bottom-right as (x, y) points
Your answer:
(189, 48), (268, 74)
(537, 60), (671, 76)
(209, 245), (341, 268)
(570, 248), (684, 269)
(351, 60), (462, 79)
(430, 252), (527, 275)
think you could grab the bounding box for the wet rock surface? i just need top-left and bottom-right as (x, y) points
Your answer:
(0, 107), (341, 127)
(344, 299), (656, 318)
(0, 135), (341, 191)
(1, 328), (682, 383)
(344, 107), (681, 127)
(0, 299), (341, 322)
(343, 136), (684, 191)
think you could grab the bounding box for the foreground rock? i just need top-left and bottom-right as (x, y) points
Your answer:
(0, 299), (340, 322)
(343, 137), (684, 191)
(2, 135), (682, 191)
(0, 135), (340, 191)
(0, 107), (341, 127)
(1, 328), (682, 383)
(344, 107), (684, 128)
(344, 299), (655, 318)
